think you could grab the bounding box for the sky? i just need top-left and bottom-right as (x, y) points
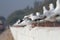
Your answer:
(0, 0), (46, 18)
(0, 0), (35, 18)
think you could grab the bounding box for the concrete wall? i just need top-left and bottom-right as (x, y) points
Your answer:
(10, 27), (60, 40)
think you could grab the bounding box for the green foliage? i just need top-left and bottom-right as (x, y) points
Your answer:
(7, 7), (34, 25)
(7, 10), (25, 25)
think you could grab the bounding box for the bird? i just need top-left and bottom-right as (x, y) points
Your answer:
(45, 0), (60, 22)
(43, 6), (51, 21)
(54, 0), (60, 14)
(55, 0), (60, 10)
(43, 3), (57, 22)
(23, 13), (41, 21)
(36, 12), (40, 16)
(36, 12), (43, 20)
(29, 13), (38, 21)
(18, 17), (32, 26)
(51, 0), (60, 16)
(43, 6), (49, 16)
(51, 0), (60, 22)
(49, 3), (54, 11)
(29, 12), (44, 21)
(43, 3), (54, 17)
(48, 3), (54, 16)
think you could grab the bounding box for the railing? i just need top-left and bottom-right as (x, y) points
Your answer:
(32, 21), (60, 27)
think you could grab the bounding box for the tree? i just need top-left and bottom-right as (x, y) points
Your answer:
(7, 10), (25, 25)
(7, 7), (33, 25)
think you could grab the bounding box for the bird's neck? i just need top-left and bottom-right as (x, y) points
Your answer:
(49, 5), (54, 10)
(43, 9), (48, 13)
(50, 7), (54, 10)
(56, 0), (60, 9)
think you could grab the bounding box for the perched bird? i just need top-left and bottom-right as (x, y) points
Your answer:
(43, 3), (54, 17)
(18, 17), (32, 26)
(51, 0), (60, 16)
(43, 3), (57, 22)
(49, 3), (54, 11)
(29, 13), (38, 21)
(43, 6), (48, 16)
(36, 12), (40, 16)
(45, 0), (60, 22)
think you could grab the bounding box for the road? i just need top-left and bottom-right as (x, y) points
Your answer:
(0, 29), (14, 40)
